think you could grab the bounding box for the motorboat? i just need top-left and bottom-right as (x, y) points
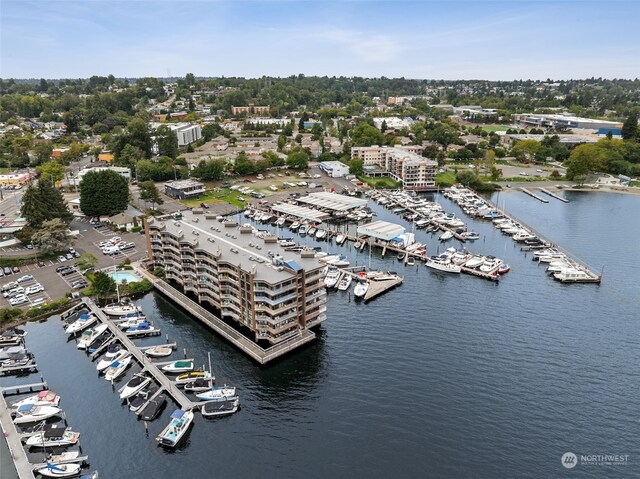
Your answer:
(87, 330), (113, 353)
(103, 355), (133, 382)
(184, 378), (215, 393)
(97, 350), (130, 372)
(324, 267), (341, 288)
(25, 427), (80, 448)
(307, 226), (317, 236)
(315, 229), (327, 240)
(462, 231), (480, 241)
(103, 302), (142, 317)
(464, 255), (485, 269)
(48, 451), (80, 463)
(128, 385), (159, 412)
(353, 279), (369, 298)
(76, 324), (108, 350)
(116, 314), (148, 330)
(144, 345), (173, 358)
(480, 257), (502, 273)
(397, 252), (405, 261)
(327, 255), (349, 267)
(337, 274), (352, 291)
(104, 343), (122, 359)
(175, 370), (213, 385)
(406, 256), (416, 266)
(11, 390), (60, 409)
(0, 345), (26, 361)
(289, 222), (300, 231)
(162, 360), (194, 373)
(314, 251), (328, 259)
(124, 321), (156, 336)
(64, 314), (97, 335)
(439, 231), (453, 241)
(140, 394), (167, 421)
(554, 268), (601, 283)
(156, 409), (194, 448)
(201, 397), (240, 418)
(35, 462), (82, 478)
(425, 258), (461, 274)
(196, 385), (237, 401)
(119, 374), (152, 400)
(276, 217), (286, 227)
(498, 264), (511, 274)
(335, 233), (346, 245)
(13, 404), (61, 424)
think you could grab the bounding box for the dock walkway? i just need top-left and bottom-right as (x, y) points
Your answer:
(0, 394), (35, 479)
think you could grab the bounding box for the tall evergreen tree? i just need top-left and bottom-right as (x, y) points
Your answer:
(21, 180), (73, 228)
(621, 112), (638, 141)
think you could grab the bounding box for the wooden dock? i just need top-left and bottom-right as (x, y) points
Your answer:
(81, 299), (200, 411)
(519, 187), (549, 203)
(0, 393), (35, 479)
(460, 266), (500, 281)
(539, 187), (569, 203)
(364, 276), (403, 301)
(0, 382), (48, 397)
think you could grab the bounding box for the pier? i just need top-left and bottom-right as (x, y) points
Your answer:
(539, 187), (569, 203)
(133, 267), (317, 365)
(0, 393), (35, 479)
(518, 187), (549, 203)
(0, 383), (48, 396)
(364, 276), (403, 301)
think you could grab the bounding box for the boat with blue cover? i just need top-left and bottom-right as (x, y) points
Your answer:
(156, 409), (194, 447)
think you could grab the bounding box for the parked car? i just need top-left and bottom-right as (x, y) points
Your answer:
(68, 247), (76, 255)
(1, 281), (18, 292)
(12, 267), (19, 273)
(57, 255), (67, 262)
(9, 295), (28, 306)
(3, 287), (24, 298)
(56, 265), (71, 273)
(3, 267), (12, 275)
(71, 280), (88, 289)
(65, 253), (73, 260)
(60, 268), (76, 276)
(119, 242), (135, 251)
(17, 275), (33, 283)
(25, 285), (44, 295)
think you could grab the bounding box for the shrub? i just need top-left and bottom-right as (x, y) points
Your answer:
(0, 307), (25, 323)
(26, 297), (71, 318)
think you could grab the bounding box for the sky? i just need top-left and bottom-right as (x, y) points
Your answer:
(1, 0), (639, 80)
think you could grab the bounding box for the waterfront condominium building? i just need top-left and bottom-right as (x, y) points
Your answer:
(145, 210), (327, 345)
(351, 145), (437, 191)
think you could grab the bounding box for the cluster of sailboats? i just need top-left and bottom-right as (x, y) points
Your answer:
(446, 186), (601, 283)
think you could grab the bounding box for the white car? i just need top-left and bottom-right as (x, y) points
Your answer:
(519, 171), (528, 176)
(3, 287), (24, 298)
(110, 236), (122, 243)
(9, 294), (28, 306)
(17, 275), (34, 283)
(26, 285), (44, 295)
(313, 174), (321, 178)
(2, 281), (19, 292)
(68, 248), (76, 255)
(58, 255), (67, 262)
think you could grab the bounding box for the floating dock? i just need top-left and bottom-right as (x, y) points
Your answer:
(518, 187), (549, 203)
(0, 392), (36, 479)
(539, 187), (569, 203)
(0, 382), (48, 396)
(363, 276), (403, 301)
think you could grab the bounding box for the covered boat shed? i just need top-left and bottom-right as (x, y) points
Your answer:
(357, 220), (405, 241)
(296, 192), (367, 211)
(271, 203), (330, 223)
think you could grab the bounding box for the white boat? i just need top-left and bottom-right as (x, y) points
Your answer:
(156, 409), (194, 448)
(144, 345), (173, 358)
(554, 268), (600, 283)
(425, 258), (461, 274)
(64, 314), (97, 335)
(337, 274), (352, 291)
(116, 315), (148, 330)
(327, 255), (350, 267)
(11, 390), (60, 409)
(406, 256), (416, 266)
(13, 404), (61, 424)
(324, 267), (341, 288)
(315, 229), (327, 240)
(462, 231), (480, 240)
(314, 251), (328, 259)
(289, 221), (300, 231)
(25, 428), (80, 448)
(104, 343), (122, 359)
(162, 360), (194, 373)
(480, 257), (502, 273)
(97, 350), (130, 372)
(102, 302), (142, 317)
(298, 224), (308, 235)
(196, 386), (237, 401)
(276, 217), (286, 227)
(48, 451), (80, 463)
(119, 374), (152, 400)
(104, 355), (133, 382)
(439, 231), (453, 241)
(464, 255), (485, 268)
(76, 324), (108, 350)
(201, 397), (240, 418)
(335, 233), (346, 245)
(353, 279), (369, 298)
(36, 462), (82, 478)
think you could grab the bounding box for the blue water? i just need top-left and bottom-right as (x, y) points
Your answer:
(109, 272), (141, 284)
(2, 190), (639, 478)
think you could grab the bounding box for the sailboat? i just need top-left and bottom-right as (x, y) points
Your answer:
(36, 462), (82, 478)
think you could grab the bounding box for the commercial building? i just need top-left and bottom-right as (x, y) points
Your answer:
(163, 180), (206, 199)
(71, 166), (131, 186)
(145, 210), (327, 345)
(319, 161), (349, 178)
(513, 113), (621, 131)
(151, 123), (202, 148)
(0, 171), (37, 187)
(231, 104), (271, 116)
(351, 146), (437, 191)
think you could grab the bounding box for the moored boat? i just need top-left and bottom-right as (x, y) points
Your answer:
(162, 360), (194, 373)
(35, 462), (82, 478)
(143, 345), (173, 358)
(196, 385), (237, 401)
(64, 314), (97, 335)
(103, 355), (133, 382)
(156, 409), (194, 448)
(353, 278), (369, 298)
(119, 373), (152, 400)
(425, 257), (461, 274)
(12, 404), (61, 424)
(140, 393), (167, 421)
(97, 350), (130, 373)
(337, 274), (352, 291)
(11, 390), (60, 409)
(25, 427), (80, 448)
(76, 324), (108, 350)
(201, 397), (240, 418)
(103, 302), (142, 317)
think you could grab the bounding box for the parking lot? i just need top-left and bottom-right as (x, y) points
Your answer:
(1, 273), (51, 309)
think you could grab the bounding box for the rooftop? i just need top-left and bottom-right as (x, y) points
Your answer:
(357, 220), (405, 241)
(271, 203), (331, 223)
(164, 180), (205, 190)
(296, 192), (368, 211)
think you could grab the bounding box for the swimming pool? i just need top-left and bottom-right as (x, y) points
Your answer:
(109, 271), (141, 284)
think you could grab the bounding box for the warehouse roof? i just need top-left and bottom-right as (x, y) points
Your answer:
(296, 192), (367, 211)
(357, 220), (405, 241)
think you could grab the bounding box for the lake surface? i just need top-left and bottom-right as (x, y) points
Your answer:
(2, 190), (638, 478)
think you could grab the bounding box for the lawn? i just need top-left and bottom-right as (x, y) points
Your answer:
(436, 171), (456, 187)
(358, 176), (400, 189)
(182, 187), (246, 208)
(481, 125), (509, 133)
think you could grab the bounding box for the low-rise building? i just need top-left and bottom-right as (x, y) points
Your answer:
(0, 171), (37, 187)
(145, 211), (327, 345)
(164, 179), (206, 199)
(351, 146), (437, 191)
(319, 161), (349, 178)
(71, 166), (131, 186)
(231, 104), (271, 116)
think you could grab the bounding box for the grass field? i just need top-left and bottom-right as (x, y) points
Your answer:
(436, 171), (456, 187)
(358, 176), (400, 189)
(182, 187), (246, 208)
(481, 125), (509, 133)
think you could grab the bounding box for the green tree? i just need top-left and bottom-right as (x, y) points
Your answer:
(511, 139), (541, 162)
(36, 161), (66, 184)
(350, 123), (384, 147)
(277, 135), (286, 151)
(76, 253), (98, 271)
(262, 151), (284, 167)
(80, 170), (129, 217)
(91, 271), (117, 300)
(139, 180), (164, 210)
(621, 112), (638, 141)
(155, 125), (178, 159)
(565, 144), (611, 182)
(234, 151), (255, 175)
(286, 150), (309, 169)
(349, 158), (364, 176)
(33, 141), (53, 166)
(202, 123), (223, 141)
(31, 218), (72, 254)
(21, 180), (73, 228)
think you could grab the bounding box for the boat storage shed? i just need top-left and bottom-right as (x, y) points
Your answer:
(357, 220), (406, 241)
(296, 192), (367, 211)
(271, 203), (330, 223)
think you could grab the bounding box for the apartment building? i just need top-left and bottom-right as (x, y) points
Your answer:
(231, 104), (271, 116)
(145, 210), (327, 345)
(351, 146), (436, 191)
